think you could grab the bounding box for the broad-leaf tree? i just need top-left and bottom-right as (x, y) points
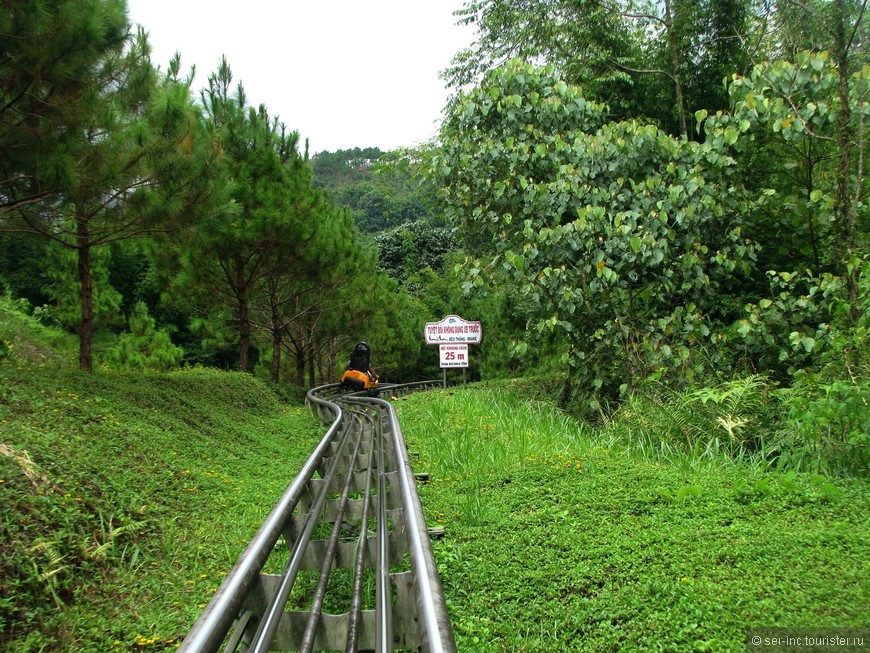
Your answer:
(447, 0), (753, 136)
(700, 50), (868, 378)
(705, 48), (868, 295)
(433, 61), (757, 403)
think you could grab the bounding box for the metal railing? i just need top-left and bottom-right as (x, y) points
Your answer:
(178, 380), (454, 653)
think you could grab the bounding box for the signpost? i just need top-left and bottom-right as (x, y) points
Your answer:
(425, 315), (481, 386)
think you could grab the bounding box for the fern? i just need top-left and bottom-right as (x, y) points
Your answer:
(88, 515), (150, 561)
(627, 376), (776, 460)
(27, 541), (69, 607)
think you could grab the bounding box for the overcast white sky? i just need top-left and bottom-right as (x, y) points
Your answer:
(125, 1), (475, 155)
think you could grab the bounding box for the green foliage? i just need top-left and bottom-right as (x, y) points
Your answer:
(694, 48), (870, 473)
(337, 272), (428, 383)
(0, 319), (323, 650)
(310, 147), (385, 189)
(311, 148), (434, 232)
(373, 221), (457, 287)
(43, 246), (124, 332)
(401, 383), (589, 479)
(704, 50), (868, 273)
(449, 0), (754, 136)
(776, 377), (870, 475)
(0, 0), (130, 211)
(102, 302), (184, 371)
(697, 51), (869, 460)
(0, 233), (54, 308)
(731, 269), (842, 377)
(397, 384), (870, 652)
(0, 296), (77, 366)
(107, 240), (161, 320)
(615, 376), (778, 462)
(183, 58), (320, 373)
(434, 60), (758, 399)
(768, 260), (870, 475)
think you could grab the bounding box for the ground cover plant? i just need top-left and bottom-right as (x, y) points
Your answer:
(0, 303), (324, 651)
(396, 383), (870, 652)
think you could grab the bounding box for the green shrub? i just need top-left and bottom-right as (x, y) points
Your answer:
(775, 377), (870, 475)
(102, 302), (184, 371)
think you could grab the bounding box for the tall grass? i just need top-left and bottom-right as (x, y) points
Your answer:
(402, 373), (865, 479)
(406, 377), (780, 478)
(407, 385), (589, 479)
(599, 375), (778, 469)
(399, 385), (594, 527)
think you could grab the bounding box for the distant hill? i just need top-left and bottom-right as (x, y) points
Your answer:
(310, 147), (437, 233)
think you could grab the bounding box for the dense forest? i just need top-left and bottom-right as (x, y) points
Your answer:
(1, 0), (868, 472)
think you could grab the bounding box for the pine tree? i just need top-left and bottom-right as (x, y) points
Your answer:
(1, 2), (217, 370)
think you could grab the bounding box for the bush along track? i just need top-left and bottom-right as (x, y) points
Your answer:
(395, 385), (870, 653)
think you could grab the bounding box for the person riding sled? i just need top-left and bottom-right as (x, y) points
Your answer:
(341, 341), (379, 389)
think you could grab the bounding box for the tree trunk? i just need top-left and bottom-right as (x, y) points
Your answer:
(236, 261), (250, 371)
(77, 212), (93, 372)
(320, 337), (337, 384)
(270, 286), (282, 383)
(271, 331), (282, 383)
(663, 0), (688, 136)
(329, 339), (338, 383)
(295, 346), (305, 387)
(294, 318), (306, 386)
(832, 0), (857, 304)
(307, 336), (316, 388)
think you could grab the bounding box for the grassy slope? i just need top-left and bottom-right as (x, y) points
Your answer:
(2, 303), (868, 652)
(0, 306), (324, 651)
(395, 386), (870, 652)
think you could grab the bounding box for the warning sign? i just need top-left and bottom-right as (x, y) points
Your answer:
(424, 315), (482, 345)
(439, 344), (469, 368)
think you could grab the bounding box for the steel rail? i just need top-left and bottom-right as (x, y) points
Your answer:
(177, 380), (454, 653)
(363, 397), (455, 653)
(346, 432), (375, 652)
(177, 400), (344, 653)
(297, 411), (368, 653)
(244, 406), (357, 653)
(375, 409), (392, 652)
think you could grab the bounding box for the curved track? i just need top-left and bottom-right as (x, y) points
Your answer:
(178, 380), (454, 653)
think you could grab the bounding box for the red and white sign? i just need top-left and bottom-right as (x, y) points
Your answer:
(424, 315), (483, 345)
(439, 344), (468, 368)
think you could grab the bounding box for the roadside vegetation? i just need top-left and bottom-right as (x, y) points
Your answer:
(0, 300), (324, 651)
(397, 384), (870, 652)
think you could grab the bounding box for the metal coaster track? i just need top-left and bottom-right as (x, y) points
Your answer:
(178, 380), (454, 653)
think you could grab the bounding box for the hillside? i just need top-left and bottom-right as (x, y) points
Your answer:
(398, 386), (870, 651)
(0, 302), (324, 651)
